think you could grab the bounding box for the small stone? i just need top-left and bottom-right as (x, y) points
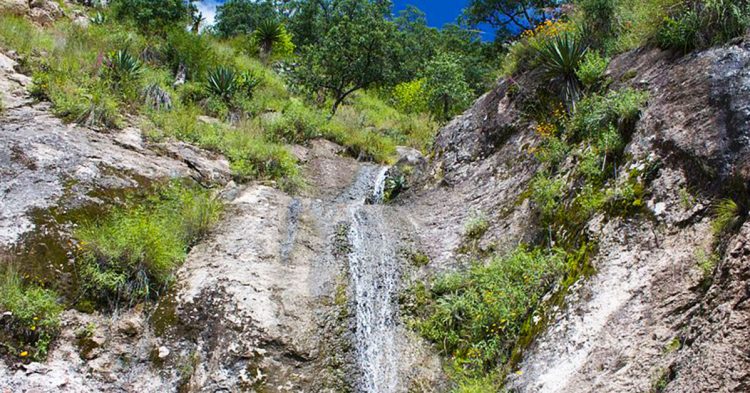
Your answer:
(117, 315), (142, 337)
(157, 346), (170, 359)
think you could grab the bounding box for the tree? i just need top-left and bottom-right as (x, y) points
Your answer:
(109, 0), (196, 34)
(464, 0), (560, 39)
(214, 0), (280, 37)
(423, 52), (473, 121)
(253, 20), (295, 64)
(294, 0), (404, 116)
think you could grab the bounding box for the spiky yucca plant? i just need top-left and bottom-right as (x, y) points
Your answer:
(254, 20), (285, 63)
(537, 33), (588, 109)
(104, 50), (142, 85)
(206, 66), (238, 102)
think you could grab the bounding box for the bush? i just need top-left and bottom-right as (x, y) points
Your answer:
(0, 267), (62, 360)
(391, 78), (429, 114)
(657, 0), (750, 53)
(265, 100), (324, 143)
(165, 29), (218, 81)
(75, 182), (222, 307)
(530, 172), (567, 221)
(410, 247), (566, 374)
(567, 88), (649, 141)
(576, 51), (610, 91)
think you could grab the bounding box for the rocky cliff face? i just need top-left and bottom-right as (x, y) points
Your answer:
(1, 23), (749, 393)
(407, 38), (750, 392)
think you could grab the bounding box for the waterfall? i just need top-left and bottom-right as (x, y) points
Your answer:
(344, 166), (400, 392)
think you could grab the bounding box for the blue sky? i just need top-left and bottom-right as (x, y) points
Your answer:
(197, 0), (493, 39)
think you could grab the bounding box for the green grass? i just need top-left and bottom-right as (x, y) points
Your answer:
(75, 182), (222, 308)
(0, 15), (55, 56)
(712, 198), (740, 235)
(0, 265), (63, 360)
(406, 247), (566, 376)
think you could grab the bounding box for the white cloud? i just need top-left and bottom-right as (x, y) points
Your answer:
(196, 0), (222, 27)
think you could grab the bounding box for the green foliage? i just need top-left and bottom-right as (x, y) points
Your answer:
(0, 266), (62, 360)
(657, 9), (701, 53)
(294, 0), (404, 115)
(214, 0), (279, 38)
(104, 50), (143, 92)
(0, 15), (54, 56)
(408, 247), (566, 374)
(206, 66), (239, 102)
(423, 52), (473, 120)
(265, 100), (324, 143)
(75, 182), (222, 307)
(89, 12), (107, 26)
(657, 0), (750, 53)
(252, 20), (295, 63)
(110, 0), (195, 34)
(391, 78), (429, 114)
(537, 33), (588, 107)
(567, 88), (649, 141)
(576, 51), (610, 91)
(165, 29), (217, 81)
(530, 173), (566, 222)
(712, 198), (740, 235)
(695, 249), (720, 279)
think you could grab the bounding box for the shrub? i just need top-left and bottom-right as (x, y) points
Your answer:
(0, 267), (62, 360)
(576, 51), (610, 91)
(657, 0), (750, 53)
(656, 9), (701, 53)
(391, 78), (429, 114)
(165, 29), (218, 81)
(530, 172), (566, 221)
(75, 182), (222, 307)
(265, 100), (324, 143)
(567, 88), (649, 141)
(410, 247), (566, 374)
(537, 33), (588, 107)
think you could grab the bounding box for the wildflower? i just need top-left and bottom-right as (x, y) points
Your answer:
(20, 351), (28, 357)
(30, 326), (37, 331)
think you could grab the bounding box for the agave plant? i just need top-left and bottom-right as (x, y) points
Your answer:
(537, 33), (588, 109)
(253, 20), (285, 63)
(206, 66), (238, 102)
(104, 50), (142, 85)
(142, 83), (173, 111)
(89, 12), (107, 25)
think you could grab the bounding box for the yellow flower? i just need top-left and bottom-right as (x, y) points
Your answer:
(30, 326), (36, 331)
(515, 370), (524, 376)
(20, 351), (29, 357)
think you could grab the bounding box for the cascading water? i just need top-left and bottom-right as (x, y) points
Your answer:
(342, 165), (401, 392)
